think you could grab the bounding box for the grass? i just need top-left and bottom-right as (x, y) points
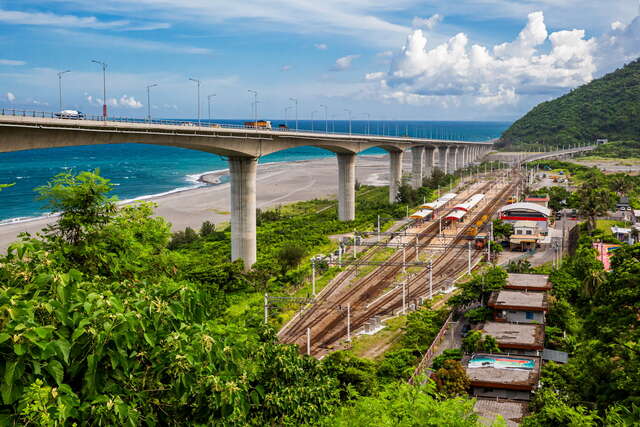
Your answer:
(350, 315), (407, 360)
(595, 219), (630, 237)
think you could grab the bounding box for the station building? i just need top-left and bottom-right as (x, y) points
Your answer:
(498, 202), (551, 234)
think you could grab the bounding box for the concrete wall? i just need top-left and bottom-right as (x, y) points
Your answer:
(497, 310), (545, 324)
(472, 387), (531, 401)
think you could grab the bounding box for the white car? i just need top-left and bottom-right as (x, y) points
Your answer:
(55, 110), (85, 119)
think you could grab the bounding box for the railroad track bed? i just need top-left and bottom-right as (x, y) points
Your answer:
(279, 172), (519, 357)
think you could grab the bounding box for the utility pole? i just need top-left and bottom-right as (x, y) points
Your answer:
(57, 70), (70, 113)
(429, 260), (433, 299)
(248, 89), (257, 128)
(320, 104), (328, 132)
(377, 215), (381, 243)
(311, 258), (316, 297)
(402, 281), (406, 314)
(346, 304), (351, 342)
(306, 328), (311, 356)
(345, 109), (352, 135)
(311, 110), (318, 131)
(289, 97), (298, 130)
(91, 60), (107, 118)
(468, 241), (472, 275)
(284, 106), (292, 128)
(207, 94), (216, 124)
(146, 83), (158, 122)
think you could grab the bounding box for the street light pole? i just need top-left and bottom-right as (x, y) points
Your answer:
(189, 78), (201, 126)
(345, 109), (352, 135)
(284, 106), (292, 128)
(320, 104), (328, 132)
(363, 112), (370, 135)
(146, 83), (158, 122)
(311, 110), (318, 131)
(248, 90), (257, 128)
(289, 97), (298, 130)
(207, 94), (216, 124)
(57, 70), (70, 113)
(91, 60), (107, 119)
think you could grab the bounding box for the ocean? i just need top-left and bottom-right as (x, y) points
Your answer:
(0, 120), (509, 222)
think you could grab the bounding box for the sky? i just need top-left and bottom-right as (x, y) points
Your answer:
(0, 0), (639, 121)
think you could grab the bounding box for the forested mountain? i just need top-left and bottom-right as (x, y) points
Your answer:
(498, 58), (640, 150)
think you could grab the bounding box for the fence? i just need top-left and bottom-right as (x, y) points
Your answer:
(408, 311), (454, 384)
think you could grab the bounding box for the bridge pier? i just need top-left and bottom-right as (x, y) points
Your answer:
(229, 156), (258, 271)
(456, 146), (464, 170)
(424, 147), (435, 180)
(439, 146), (449, 174)
(337, 153), (356, 221)
(389, 151), (403, 203)
(411, 146), (424, 189)
(447, 146), (457, 173)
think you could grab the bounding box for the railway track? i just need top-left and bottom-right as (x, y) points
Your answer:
(279, 172), (518, 356)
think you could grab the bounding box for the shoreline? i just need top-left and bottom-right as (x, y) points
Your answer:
(1, 154), (387, 227)
(0, 153), (399, 251)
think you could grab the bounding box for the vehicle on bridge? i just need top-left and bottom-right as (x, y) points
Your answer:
(54, 110), (85, 119)
(244, 120), (272, 129)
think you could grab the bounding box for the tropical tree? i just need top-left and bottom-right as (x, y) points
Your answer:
(576, 176), (615, 231)
(433, 360), (471, 397)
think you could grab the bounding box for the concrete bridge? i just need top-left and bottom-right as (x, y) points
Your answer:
(0, 111), (492, 269)
(522, 145), (596, 163)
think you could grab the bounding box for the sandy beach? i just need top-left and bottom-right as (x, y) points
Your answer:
(0, 154), (408, 252)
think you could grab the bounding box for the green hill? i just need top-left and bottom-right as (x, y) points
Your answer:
(498, 58), (640, 150)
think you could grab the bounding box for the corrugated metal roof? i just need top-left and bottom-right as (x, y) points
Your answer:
(542, 348), (569, 364)
(410, 209), (433, 219)
(499, 202), (551, 217)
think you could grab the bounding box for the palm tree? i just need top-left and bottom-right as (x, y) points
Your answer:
(609, 175), (633, 196)
(582, 269), (606, 298)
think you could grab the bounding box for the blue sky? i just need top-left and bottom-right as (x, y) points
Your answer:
(1, 0), (639, 121)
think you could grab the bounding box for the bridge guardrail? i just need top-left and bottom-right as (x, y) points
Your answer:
(0, 108), (494, 143)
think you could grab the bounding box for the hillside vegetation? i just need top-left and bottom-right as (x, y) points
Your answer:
(498, 58), (640, 150)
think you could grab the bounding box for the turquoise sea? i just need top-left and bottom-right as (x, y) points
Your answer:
(0, 120), (509, 222)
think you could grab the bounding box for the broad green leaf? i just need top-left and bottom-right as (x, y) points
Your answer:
(0, 333), (10, 344)
(55, 339), (71, 364)
(0, 361), (17, 404)
(46, 359), (64, 386)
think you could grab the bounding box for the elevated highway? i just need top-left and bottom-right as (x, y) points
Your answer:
(0, 109), (493, 269)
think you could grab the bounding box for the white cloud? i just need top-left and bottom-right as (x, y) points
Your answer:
(118, 95), (143, 108)
(597, 16), (640, 71)
(372, 11), (599, 108)
(332, 54), (360, 71)
(365, 71), (385, 80)
(281, 65), (293, 71)
(86, 93), (143, 108)
(6, 92), (15, 102)
(53, 29), (212, 55)
(412, 14), (442, 30)
(0, 8), (168, 31)
(0, 59), (25, 66)
(314, 43), (328, 50)
(50, 0), (411, 47)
